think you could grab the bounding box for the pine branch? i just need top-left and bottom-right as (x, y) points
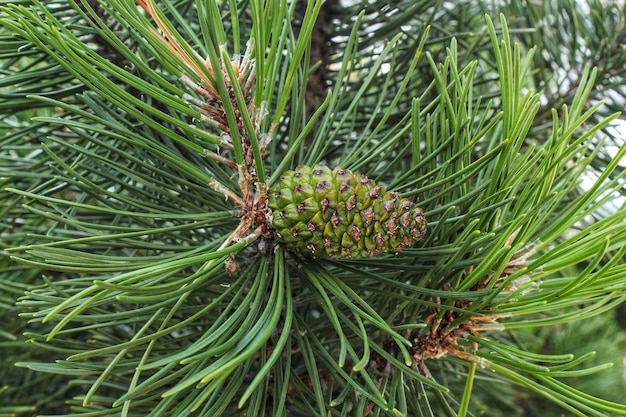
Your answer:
(1, 1), (626, 416)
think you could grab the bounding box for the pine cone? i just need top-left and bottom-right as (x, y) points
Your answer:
(268, 165), (427, 259)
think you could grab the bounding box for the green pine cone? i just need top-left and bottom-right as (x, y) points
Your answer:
(268, 165), (427, 259)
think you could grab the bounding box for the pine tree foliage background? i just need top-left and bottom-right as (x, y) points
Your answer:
(1, 0), (626, 416)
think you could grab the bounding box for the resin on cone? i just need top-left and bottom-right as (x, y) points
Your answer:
(269, 165), (427, 259)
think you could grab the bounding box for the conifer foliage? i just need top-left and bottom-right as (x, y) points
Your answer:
(1, 0), (626, 416)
